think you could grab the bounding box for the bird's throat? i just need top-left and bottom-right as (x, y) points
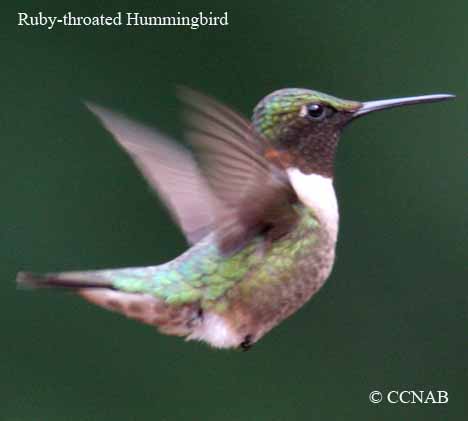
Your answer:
(286, 168), (339, 240)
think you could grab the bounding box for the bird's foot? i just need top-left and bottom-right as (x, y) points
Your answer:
(240, 334), (253, 351)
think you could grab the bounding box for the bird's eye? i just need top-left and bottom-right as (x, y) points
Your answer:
(306, 103), (326, 120)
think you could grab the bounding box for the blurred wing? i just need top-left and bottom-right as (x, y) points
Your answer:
(86, 103), (218, 244)
(180, 88), (271, 204)
(179, 88), (298, 253)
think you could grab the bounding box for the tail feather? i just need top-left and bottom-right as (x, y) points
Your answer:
(16, 271), (115, 290)
(16, 270), (225, 346)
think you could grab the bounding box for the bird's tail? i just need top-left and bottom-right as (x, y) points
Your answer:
(16, 271), (115, 290)
(16, 269), (200, 339)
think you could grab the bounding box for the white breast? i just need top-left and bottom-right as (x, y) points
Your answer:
(287, 168), (339, 240)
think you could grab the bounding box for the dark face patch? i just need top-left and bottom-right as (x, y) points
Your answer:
(253, 89), (360, 177)
(273, 110), (353, 177)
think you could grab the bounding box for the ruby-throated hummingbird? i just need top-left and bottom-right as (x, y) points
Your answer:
(17, 88), (454, 349)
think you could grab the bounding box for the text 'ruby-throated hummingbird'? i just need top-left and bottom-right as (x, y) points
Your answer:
(17, 88), (454, 349)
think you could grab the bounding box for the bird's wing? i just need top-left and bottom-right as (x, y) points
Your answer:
(179, 88), (298, 253)
(87, 90), (298, 254)
(86, 103), (219, 244)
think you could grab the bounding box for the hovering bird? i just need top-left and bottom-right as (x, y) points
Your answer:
(17, 88), (454, 349)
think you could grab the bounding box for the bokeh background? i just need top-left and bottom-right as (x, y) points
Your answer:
(1, 1), (466, 420)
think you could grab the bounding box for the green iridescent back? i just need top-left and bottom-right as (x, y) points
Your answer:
(103, 205), (320, 312)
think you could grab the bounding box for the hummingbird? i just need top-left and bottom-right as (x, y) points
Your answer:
(17, 88), (454, 350)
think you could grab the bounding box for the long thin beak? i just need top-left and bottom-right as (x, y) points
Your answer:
(353, 94), (455, 117)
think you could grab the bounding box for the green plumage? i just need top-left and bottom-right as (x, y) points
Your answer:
(253, 88), (360, 141)
(92, 205), (319, 315)
(17, 87), (453, 348)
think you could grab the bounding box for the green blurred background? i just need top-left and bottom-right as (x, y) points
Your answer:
(1, 0), (466, 420)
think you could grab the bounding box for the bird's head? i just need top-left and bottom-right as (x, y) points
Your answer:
(253, 88), (454, 177)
